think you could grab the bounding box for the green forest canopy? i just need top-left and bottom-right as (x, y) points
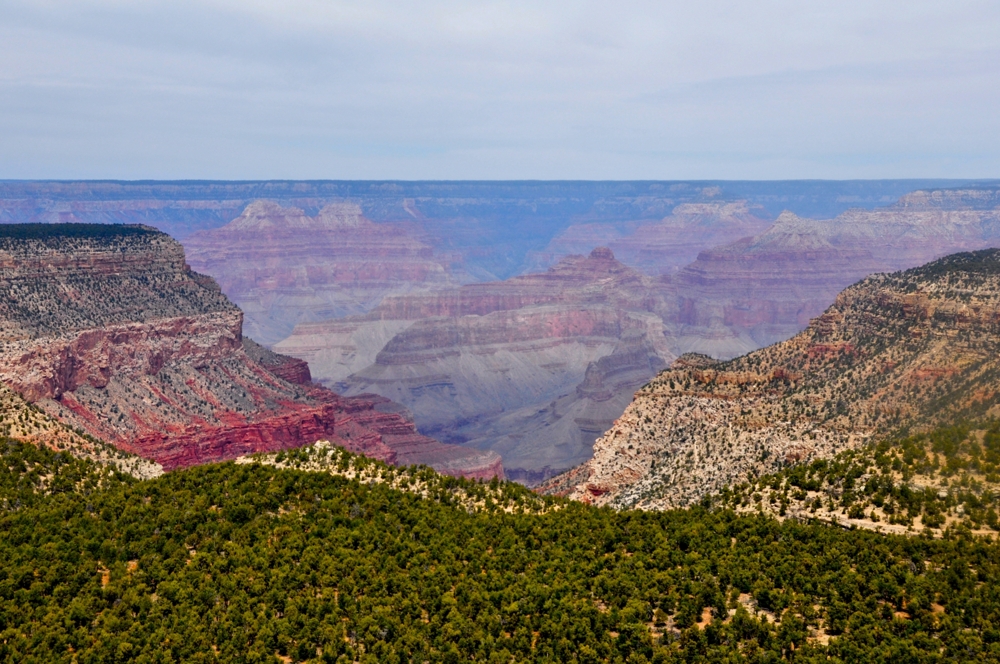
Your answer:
(2, 437), (1000, 663)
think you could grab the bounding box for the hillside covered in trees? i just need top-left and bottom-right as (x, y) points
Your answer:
(719, 421), (1000, 538)
(2, 438), (1000, 662)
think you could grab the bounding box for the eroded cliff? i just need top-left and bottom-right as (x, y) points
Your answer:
(663, 189), (1000, 358)
(183, 201), (455, 344)
(0, 224), (501, 478)
(540, 248), (1000, 508)
(527, 201), (771, 276)
(276, 248), (674, 481)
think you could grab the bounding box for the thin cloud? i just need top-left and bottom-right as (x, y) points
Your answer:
(1, 0), (998, 179)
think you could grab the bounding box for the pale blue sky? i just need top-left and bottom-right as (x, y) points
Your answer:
(2, 0), (999, 179)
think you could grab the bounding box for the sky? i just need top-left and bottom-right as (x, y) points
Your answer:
(1, 0), (999, 180)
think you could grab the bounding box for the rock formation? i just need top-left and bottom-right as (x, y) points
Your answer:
(0, 224), (501, 478)
(183, 201), (455, 345)
(0, 382), (163, 479)
(275, 248), (674, 482)
(540, 248), (1000, 509)
(663, 190), (1000, 358)
(528, 201), (771, 276)
(462, 329), (670, 484)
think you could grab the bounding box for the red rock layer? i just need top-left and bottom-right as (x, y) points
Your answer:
(241, 337), (313, 385)
(120, 402), (392, 471)
(369, 246), (662, 320)
(0, 312), (243, 402)
(0, 224), (502, 479)
(43, 333), (502, 477)
(343, 394), (505, 481)
(265, 358), (312, 385)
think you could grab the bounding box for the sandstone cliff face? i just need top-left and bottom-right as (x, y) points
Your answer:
(275, 249), (674, 481)
(0, 224), (502, 479)
(662, 190), (1000, 359)
(183, 201), (455, 345)
(540, 248), (1000, 509)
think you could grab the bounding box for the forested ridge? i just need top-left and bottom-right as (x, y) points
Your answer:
(1, 439), (1000, 662)
(720, 421), (1000, 536)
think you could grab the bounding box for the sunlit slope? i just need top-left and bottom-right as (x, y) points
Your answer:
(543, 249), (1000, 509)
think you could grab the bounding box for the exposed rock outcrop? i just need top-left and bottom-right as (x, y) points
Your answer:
(540, 248), (1000, 509)
(663, 190), (1000, 358)
(482, 329), (669, 484)
(183, 201), (455, 344)
(0, 382), (163, 479)
(0, 224), (502, 478)
(276, 248), (675, 481)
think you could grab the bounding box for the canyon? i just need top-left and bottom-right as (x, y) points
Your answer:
(275, 247), (674, 482)
(0, 224), (501, 479)
(269, 187), (1000, 482)
(540, 248), (1000, 509)
(5, 181), (1000, 485)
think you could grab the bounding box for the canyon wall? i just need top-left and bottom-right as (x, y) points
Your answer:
(661, 190), (1000, 358)
(272, 188), (1000, 482)
(183, 201), (455, 345)
(526, 201), (771, 275)
(2, 180), (980, 281)
(275, 248), (674, 482)
(8, 183), (1000, 485)
(0, 224), (501, 478)
(540, 249), (1000, 509)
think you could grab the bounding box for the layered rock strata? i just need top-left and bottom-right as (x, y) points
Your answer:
(526, 201), (771, 275)
(471, 330), (669, 484)
(183, 201), (454, 345)
(2, 179), (982, 278)
(0, 383), (163, 479)
(276, 248), (674, 481)
(540, 249), (1000, 509)
(0, 224), (501, 478)
(663, 190), (1000, 358)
